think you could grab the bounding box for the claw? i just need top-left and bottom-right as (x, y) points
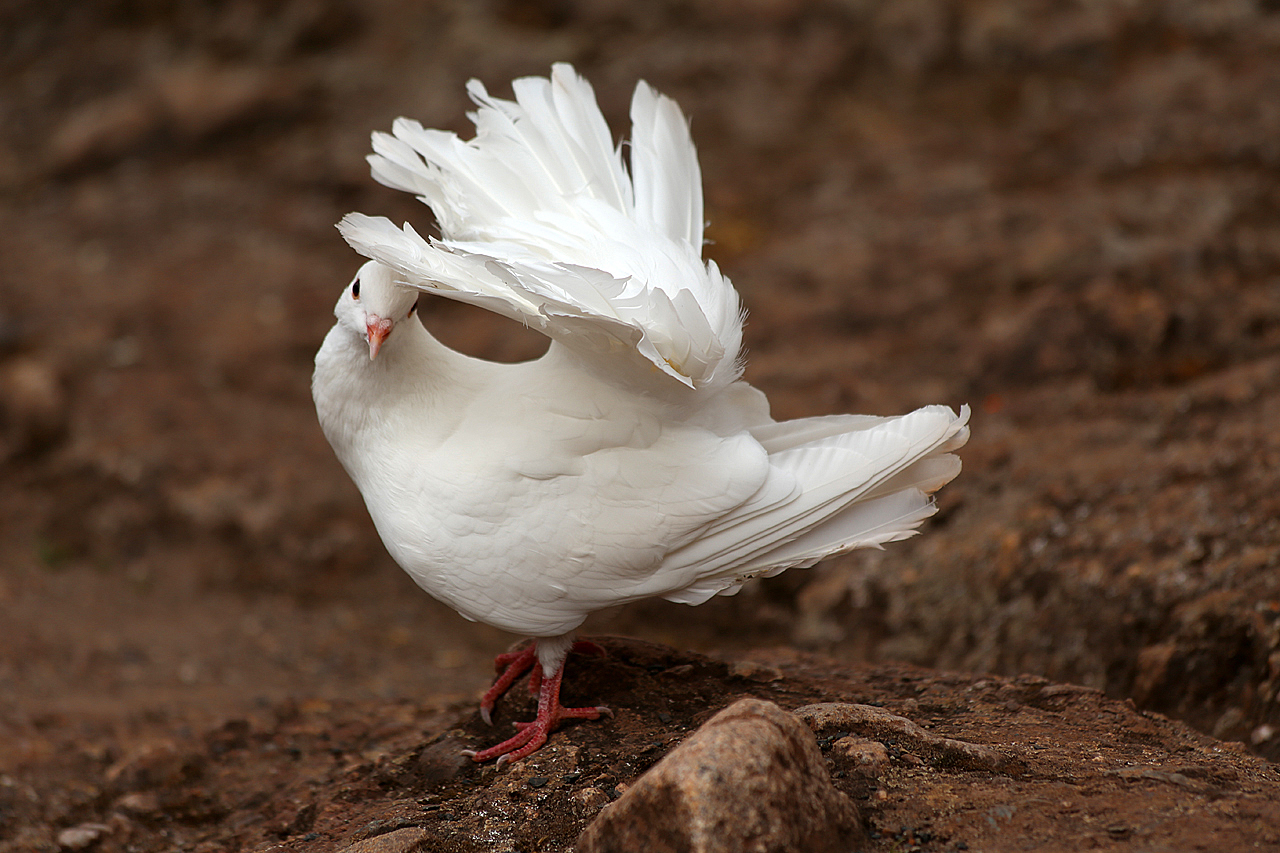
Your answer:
(477, 643), (537, 725)
(468, 639), (609, 764)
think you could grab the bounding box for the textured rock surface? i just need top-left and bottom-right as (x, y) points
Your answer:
(3, 640), (1280, 852)
(334, 827), (435, 853)
(795, 701), (1018, 773)
(577, 697), (862, 853)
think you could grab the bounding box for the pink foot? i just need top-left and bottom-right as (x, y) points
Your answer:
(468, 639), (610, 765)
(479, 640), (605, 725)
(466, 662), (610, 765)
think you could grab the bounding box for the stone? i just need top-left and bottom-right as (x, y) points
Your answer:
(576, 697), (862, 853)
(831, 736), (890, 774)
(57, 823), (112, 850)
(0, 355), (66, 460)
(335, 826), (434, 853)
(105, 740), (206, 789)
(413, 736), (470, 786)
(115, 791), (161, 815)
(569, 786), (611, 820)
(794, 702), (1018, 774)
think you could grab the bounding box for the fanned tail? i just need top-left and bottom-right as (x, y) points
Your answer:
(339, 63), (742, 392)
(629, 80), (703, 250)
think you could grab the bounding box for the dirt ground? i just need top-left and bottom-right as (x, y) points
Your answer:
(3, 1), (1280, 850)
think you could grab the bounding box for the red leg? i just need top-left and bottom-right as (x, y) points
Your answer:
(480, 639), (607, 725)
(465, 658), (611, 766)
(526, 640), (603, 697)
(478, 644), (537, 726)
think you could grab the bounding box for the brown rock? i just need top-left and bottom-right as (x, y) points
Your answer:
(569, 787), (611, 820)
(412, 736), (471, 786)
(114, 791), (161, 816)
(795, 702), (1019, 774)
(56, 823), (112, 850)
(335, 827), (434, 853)
(576, 697), (862, 853)
(105, 740), (206, 790)
(0, 355), (66, 460)
(832, 736), (891, 774)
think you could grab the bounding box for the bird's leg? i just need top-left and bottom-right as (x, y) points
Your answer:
(481, 639), (606, 723)
(478, 643), (538, 726)
(526, 639), (604, 696)
(466, 636), (611, 765)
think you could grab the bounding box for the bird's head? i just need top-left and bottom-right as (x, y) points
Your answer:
(335, 261), (421, 359)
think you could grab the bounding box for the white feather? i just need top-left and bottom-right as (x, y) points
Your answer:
(340, 63), (740, 392)
(315, 64), (970, 642)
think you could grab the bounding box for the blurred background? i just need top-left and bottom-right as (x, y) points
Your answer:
(2, 0), (1280, 765)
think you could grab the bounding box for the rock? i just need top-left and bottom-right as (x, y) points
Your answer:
(115, 791), (161, 815)
(794, 702), (1019, 774)
(728, 659), (784, 682)
(283, 802), (319, 836)
(105, 740), (205, 789)
(576, 697), (862, 853)
(0, 355), (66, 460)
(411, 741), (584, 847)
(57, 822), (112, 850)
(335, 826), (434, 853)
(569, 786), (611, 820)
(831, 736), (891, 774)
(412, 736), (470, 787)
(1133, 641), (1179, 705)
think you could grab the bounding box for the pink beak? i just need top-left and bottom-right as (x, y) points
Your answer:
(366, 316), (393, 360)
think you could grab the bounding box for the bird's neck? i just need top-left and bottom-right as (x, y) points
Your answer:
(366, 316), (457, 389)
(313, 316), (464, 458)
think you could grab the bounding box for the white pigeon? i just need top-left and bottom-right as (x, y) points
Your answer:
(313, 63), (969, 764)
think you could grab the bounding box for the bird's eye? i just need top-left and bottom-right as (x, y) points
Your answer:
(352, 280), (361, 299)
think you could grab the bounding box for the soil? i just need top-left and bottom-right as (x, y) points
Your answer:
(2, 1), (1280, 850)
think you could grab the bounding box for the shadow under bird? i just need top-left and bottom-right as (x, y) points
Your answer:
(313, 64), (969, 765)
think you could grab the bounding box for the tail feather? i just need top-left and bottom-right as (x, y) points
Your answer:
(660, 405), (969, 604)
(341, 63), (743, 393)
(667, 488), (938, 605)
(629, 80), (703, 249)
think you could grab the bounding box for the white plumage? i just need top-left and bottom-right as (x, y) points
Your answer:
(313, 64), (969, 764)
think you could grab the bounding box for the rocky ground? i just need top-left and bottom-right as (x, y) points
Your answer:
(3, 1), (1280, 850)
(6, 639), (1280, 852)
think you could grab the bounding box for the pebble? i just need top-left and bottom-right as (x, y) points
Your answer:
(335, 826), (434, 853)
(569, 787), (611, 819)
(57, 823), (111, 850)
(0, 355), (66, 459)
(832, 736), (890, 772)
